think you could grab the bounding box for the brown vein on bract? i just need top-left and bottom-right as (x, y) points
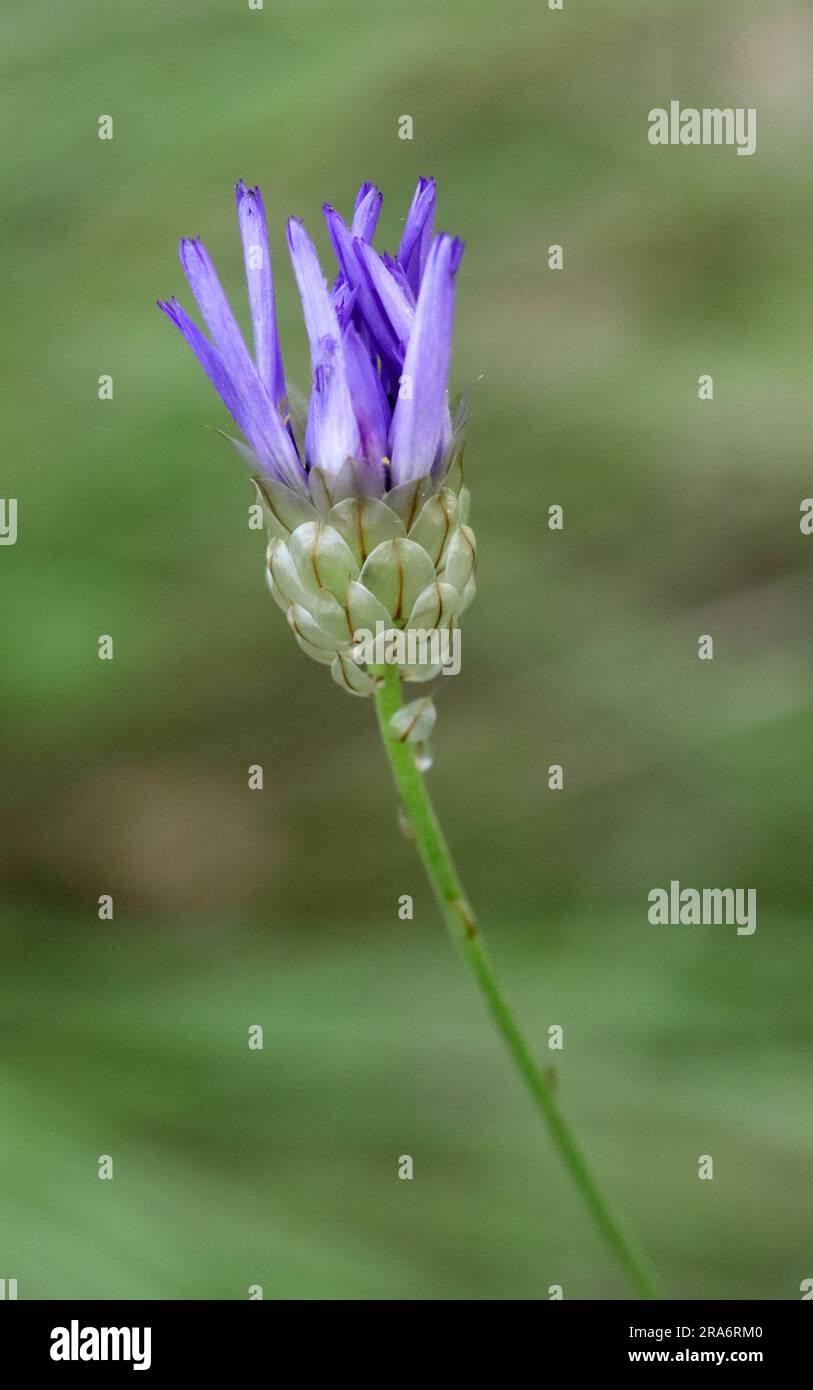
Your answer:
(406, 485), (422, 531)
(395, 701), (427, 743)
(356, 501), (366, 561)
(393, 542), (404, 619)
(430, 580), (442, 626)
(334, 655), (353, 692)
(310, 525), (323, 588)
(341, 595), (355, 639)
(436, 494), (452, 564)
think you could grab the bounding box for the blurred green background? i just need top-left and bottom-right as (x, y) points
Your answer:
(1, 0), (812, 1300)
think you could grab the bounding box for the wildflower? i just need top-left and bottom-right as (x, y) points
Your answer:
(159, 179), (476, 696)
(158, 179), (661, 1302)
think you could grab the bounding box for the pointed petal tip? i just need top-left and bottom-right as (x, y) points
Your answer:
(238, 179), (263, 202)
(286, 215), (306, 249)
(354, 182), (382, 208)
(350, 184), (382, 243)
(179, 236), (207, 269)
(436, 233), (465, 272)
(157, 295), (183, 323)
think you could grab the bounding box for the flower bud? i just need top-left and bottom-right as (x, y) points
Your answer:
(159, 176), (476, 699)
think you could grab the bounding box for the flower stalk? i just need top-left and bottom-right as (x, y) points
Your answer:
(372, 660), (661, 1301)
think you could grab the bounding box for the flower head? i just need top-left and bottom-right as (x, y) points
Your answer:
(159, 179), (475, 697)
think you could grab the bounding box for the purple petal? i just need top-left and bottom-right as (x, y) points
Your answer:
(178, 237), (303, 486)
(342, 323), (390, 481)
(323, 204), (402, 366)
(158, 296), (250, 438)
(235, 181), (286, 410)
(179, 237), (256, 386)
(353, 238), (414, 355)
(331, 278), (358, 332)
(398, 177), (436, 297)
(382, 253), (416, 308)
(159, 296), (305, 489)
(287, 217), (361, 474)
(388, 234), (463, 486)
(351, 182), (382, 243)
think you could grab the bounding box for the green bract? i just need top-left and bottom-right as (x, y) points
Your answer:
(257, 433), (476, 698)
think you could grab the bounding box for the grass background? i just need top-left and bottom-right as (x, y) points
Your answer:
(1, 0), (812, 1299)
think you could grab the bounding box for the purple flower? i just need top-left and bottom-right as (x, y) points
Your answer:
(159, 178), (463, 493)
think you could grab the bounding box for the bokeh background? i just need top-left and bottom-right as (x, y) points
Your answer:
(2, 0), (812, 1300)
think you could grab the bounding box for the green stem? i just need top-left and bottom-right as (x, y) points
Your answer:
(372, 661), (660, 1300)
